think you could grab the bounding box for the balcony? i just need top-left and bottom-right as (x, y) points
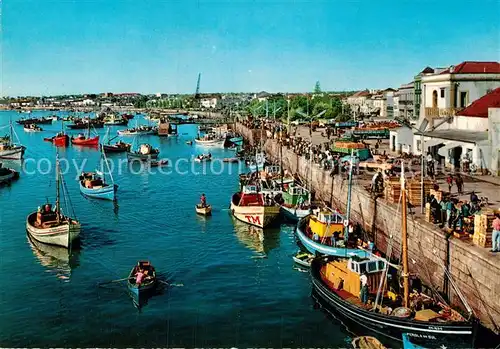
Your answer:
(425, 107), (463, 118)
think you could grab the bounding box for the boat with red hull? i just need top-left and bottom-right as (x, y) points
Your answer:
(71, 135), (99, 146)
(44, 133), (69, 147)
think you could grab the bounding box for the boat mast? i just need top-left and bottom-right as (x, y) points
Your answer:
(9, 116), (13, 145)
(344, 149), (354, 240)
(55, 155), (61, 223)
(401, 162), (410, 308)
(308, 98), (312, 205)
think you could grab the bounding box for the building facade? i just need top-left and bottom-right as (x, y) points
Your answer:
(395, 82), (414, 119)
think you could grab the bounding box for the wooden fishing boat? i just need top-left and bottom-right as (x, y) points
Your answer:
(292, 251), (314, 268)
(310, 169), (477, 349)
(230, 185), (281, 228)
(352, 336), (387, 349)
(223, 157), (239, 163)
(150, 159), (168, 167)
(195, 204), (212, 216)
(0, 120), (26, 159)
(296, 211), (369, 258)
(0, 163), (19, 184)
(103, 114), (128, 126)
(280, 183), (311, 221)
(194, 133), (225, 147)
(26, 157), (81, 248)
(118, 125), (157, 136)
(44, 132), (69, 147)
(24, 124), (43, 132)
(102, 141), (131, 153)
(127, 261), (157, 298)
(16, 117), (52, 125)
(71, 134), (99, 146)
(67, 120), (104, 129)
(194, 154), (212, 162)
(127, 143), (159, 161)
(79, 173), (117, 201)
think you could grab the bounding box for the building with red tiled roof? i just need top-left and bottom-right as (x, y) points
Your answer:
(458, 87), (500, 118)
(439, 61), (500, 75)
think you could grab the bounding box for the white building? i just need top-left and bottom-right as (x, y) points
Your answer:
(347, 90), (373, 116)
(201, 97), (219, 109)
(395, 82), (415, 119)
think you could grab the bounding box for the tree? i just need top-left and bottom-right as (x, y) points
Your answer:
(314, 81), (322, 94)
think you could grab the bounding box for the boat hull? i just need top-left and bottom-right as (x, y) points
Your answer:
(127, 152), (159, 161)
(195, 205), (212, 216)
(102, 144), (130, 153)
(194, 139), (224, 147)
(280, 205), (311, 222)
(230, 200), (280, 228)
(0, 146), (25, 160)
(72, 136), (100, 146)
(0, 169), (19, 184)
(26, 213), (80, 248)
(310, 259), (476, 349)
(79, 181), (117, 201)
(296, 217), (369, 258)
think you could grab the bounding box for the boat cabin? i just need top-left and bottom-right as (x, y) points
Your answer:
(283, 184), (309, 206)
(309, 209), (345, 237)
(264, 165), (280, 175)
(323, 257), (386, 298)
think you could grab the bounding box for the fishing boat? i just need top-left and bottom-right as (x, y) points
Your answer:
(194, 133), (225, 147)
(186, 140), (193, 145)
(79, 149), (117, 201)
(24, 124), (43, 132)
(44, 132), (69, 147)
(279, 183), (311, 221)
(223, 157), (239, 163)
(127, 143), (159, 161)
(127, 261), (157, 298)
(16, 116), (53, 125)
(150, 159), (168, 167)
(0, 163), (19, 184)
(352, 336), (387, 349)
(67, 120), (104, 129)
(195, 204), (212, 216)
(310, 169), (477, 349)
(71, 121), (100, 146)
(194, 153), (212, 162)
(0, 119), (26, 159)
(101, 128), (131, 153)
(230, 185), (281, 228)
(296, 210), (368, 258)
(118, 125), (157, 136)
(103, 114), (128, 126)
(292, 251), (314, 268)
(26, 157), (81, 248)
(247, 151), (266, 172)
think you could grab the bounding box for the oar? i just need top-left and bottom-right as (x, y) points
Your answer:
(97, 277), (129, 286)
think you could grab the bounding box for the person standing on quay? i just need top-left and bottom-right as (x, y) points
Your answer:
(491, 214), (500, 253)
(446, 174), (454, 193)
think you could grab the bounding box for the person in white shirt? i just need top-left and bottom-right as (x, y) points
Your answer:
(360, 272), (369, 304)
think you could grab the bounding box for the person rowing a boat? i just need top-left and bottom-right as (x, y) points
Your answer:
(135, 268), (145, 286)
(200, 193), (207, 208)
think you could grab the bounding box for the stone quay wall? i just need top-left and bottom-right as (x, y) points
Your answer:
(235, 122), (500, 333)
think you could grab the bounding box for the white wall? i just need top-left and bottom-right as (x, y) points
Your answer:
(390, 127), (414, 153)
(455, 81), (500, 107)
(488, 108), (500, 175)
(435, 115), (489, 132)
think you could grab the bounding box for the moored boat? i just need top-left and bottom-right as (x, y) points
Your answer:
(279, 183), (311, 221)
(352, 336), (387, 349)
(127, 143), (159, 161)
(195, 204), (212, 216)
(223, 157), (239, 163)
(16, 117), (53, 125)
(79, 172), (117, 201)
(127, 261), (157, 298)
(194, 132), (225, 147)
(118, 125), (157, 136)
(102, 142), (131, 153)
(0, 119), (26, 159)
(44, 132), (69, 147)
(26, 157), (81, 248)
(194, 153), (212, 162)
(71, 124), (100, 146)
(230, 185), (280, 228)
(0, 163), (20, 184)
(292, 251), (314, 268)
(24, 124), (43, 132)
(186, 141), (193, 145)
(150, 159), (168, 167)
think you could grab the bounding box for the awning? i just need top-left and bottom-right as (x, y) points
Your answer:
(438, 142), (462, 157)
(423, 138), (445, 148)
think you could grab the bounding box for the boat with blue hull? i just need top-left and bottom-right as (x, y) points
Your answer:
(127, 261), (157, 298)
(78, 146), (117, 201)
(296, 215), (369, 258)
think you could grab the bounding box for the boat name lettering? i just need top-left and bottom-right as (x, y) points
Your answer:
(407, 332), (437, 339)
(427, 326), (443, 331)
(245, 215), (261, 225)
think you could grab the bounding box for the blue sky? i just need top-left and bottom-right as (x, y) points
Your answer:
(2, 0), (499, 96)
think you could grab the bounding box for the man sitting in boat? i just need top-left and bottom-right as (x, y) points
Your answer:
(35, 204), (59, 228)
(200, 193), (207, 207)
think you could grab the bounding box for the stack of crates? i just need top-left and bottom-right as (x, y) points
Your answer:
(473, 210), (498, 248)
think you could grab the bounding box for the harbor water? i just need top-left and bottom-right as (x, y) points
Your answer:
(0, 110), (357, 347)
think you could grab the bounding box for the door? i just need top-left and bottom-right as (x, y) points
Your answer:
(392, 136), (396, 152)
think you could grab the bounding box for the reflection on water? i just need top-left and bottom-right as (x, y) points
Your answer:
(26, 234), (80, 282)
(231, 216), (280, 255)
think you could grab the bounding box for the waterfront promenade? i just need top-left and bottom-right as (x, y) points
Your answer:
(235, 122), (500, 334)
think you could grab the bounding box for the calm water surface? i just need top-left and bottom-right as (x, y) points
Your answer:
(0, 110), (365, 347)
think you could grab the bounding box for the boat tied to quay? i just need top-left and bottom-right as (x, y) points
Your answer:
(230, 185), (281, 228)
(26, 155), (81, 248)
(310, 167), (477, 348)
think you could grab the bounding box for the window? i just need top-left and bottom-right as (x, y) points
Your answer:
(378, 261), (385, 270)
(460, 91), (468, 107)
(417, 140), (422, 152)
(440, 88), (445, 98)
(368, 262), (377, 273)
(359, 263), (367, 274)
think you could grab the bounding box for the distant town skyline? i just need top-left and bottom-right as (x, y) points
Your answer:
(2, 0), (499, 97)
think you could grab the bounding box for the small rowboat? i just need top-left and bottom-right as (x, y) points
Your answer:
(0, 164), (19, 184)
(223, 157), (239, 163)
(79, 172), (117, 201)
(150, 159), (168, 167)
(24, 124), (43, 132)
(292, 252), (314, 268)
(186, 141), (193, 145)
(352, 336), (387, 349)
(195, 204), (212, 216)
(194, 154), (211, 162)
(127, 261), (157, 298)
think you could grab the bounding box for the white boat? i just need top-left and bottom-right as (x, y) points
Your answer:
(26, 156), (80, 248)
(0, 120), (25, 160)
(24, 124), (43, 132)
(117, 125), (157, 136)
(230, 185), (280, 228)
(194, 137), (225, 147)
